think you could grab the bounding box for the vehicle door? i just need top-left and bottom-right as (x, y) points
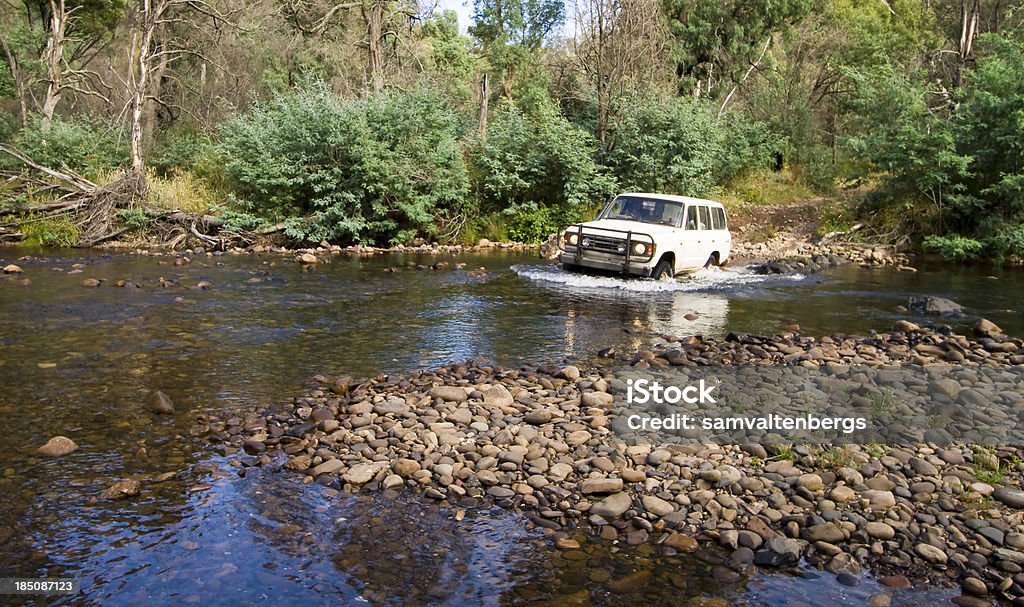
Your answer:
(679, 204), (703, 270)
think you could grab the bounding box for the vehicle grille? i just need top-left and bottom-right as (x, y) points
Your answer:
(582, 234), (626, 255)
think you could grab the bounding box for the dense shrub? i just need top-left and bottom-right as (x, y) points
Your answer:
(5, 115), (127, 177)
(604, 96), (779, 198)
(470, 101), (614, 241)
(219, 83), (470, 245)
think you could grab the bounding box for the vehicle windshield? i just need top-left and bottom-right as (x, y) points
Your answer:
(600, 196), (684, 226)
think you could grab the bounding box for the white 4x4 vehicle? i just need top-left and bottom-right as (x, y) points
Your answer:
(559, 193), (731, 279)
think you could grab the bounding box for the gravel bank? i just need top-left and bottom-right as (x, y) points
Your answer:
(195, 324), (1024, 605)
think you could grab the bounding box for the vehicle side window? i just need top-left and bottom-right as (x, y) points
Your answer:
(711, 207), (723, 230)
(685, 206), (698, 230)
(698, 206), (710, 230)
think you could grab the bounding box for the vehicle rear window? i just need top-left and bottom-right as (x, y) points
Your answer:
(712, 207), (724, 230)
(698, 206), (710, 230)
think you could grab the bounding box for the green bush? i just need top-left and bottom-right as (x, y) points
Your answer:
(219, 82), (470, 245)
(471, 101), (614, 233)
(151, 129), (227, 188)
(604, 95), (779, 197)
(6, 115), (127, 177)
(922, 235), (985, 261)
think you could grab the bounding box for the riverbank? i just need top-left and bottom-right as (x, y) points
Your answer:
(193, 323), (1024, 606)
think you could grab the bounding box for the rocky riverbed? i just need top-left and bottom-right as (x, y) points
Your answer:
(186, 322), (1024, 607)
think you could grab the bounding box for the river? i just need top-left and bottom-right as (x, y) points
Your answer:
(0, 247), (1018, 606)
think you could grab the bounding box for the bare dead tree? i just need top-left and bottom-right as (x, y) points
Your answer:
(573, 0), (665, 148)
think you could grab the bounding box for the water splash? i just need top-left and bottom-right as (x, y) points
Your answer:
(511, 263), (806, 293)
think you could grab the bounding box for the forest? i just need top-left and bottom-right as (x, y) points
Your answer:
(0, 0), (1022, 261)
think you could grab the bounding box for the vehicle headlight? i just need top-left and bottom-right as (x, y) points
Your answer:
(567, 233), (579, 245)
(633, 242), (648, 255)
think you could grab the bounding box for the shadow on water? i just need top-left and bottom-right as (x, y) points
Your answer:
(0, 248), (1019, 605)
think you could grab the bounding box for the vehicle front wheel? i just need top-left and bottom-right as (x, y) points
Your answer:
(651, 259), (674, 281)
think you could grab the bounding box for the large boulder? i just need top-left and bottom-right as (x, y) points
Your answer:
(908, 295), (963, 317)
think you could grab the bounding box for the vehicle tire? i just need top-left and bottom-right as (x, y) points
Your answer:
(562, 263), (580, 273)
(651, 259), (674, 281)
(704, 253), (720, 269)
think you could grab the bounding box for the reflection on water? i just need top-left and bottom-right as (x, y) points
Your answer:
(0, 248), (1020, 605)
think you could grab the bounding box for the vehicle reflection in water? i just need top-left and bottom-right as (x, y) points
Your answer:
(515, 264), (742, 356)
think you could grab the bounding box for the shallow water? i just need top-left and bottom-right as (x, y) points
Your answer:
(0, 247), (1020, 606)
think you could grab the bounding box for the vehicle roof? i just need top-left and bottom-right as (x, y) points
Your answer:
(616, 193), (726, 208)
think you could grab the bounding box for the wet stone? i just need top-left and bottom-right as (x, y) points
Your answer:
(37, 436), (77, 457)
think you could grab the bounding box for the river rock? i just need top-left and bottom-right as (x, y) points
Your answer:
(908, 295), (963, 316)
(312, 459), (345, 476)
(482, 385), (514, 408)
(865, 522), (895, 540)
(663, 532), (698, 552)
(994, 487), (1024, 509)
(524, 410), (552, 425)
(81, 278), (101, 288)
(804, 522), (844, 543)
(973, 318), (1003, 338)
(582, 478), (624, 494)
(909, 457), (938, 476)
(754, 537), (806, 567)
(147, 390), (176, 414)
(298, 253), (318, 264)
(642, 495), (675, 517)
(37, 436), (77, 457)
(590, 492), (632, 519)
(102, 479), (141, 500)
(962, 577), (988, 596)
(863, 490), (896, 509)
(831, 486), (856, 502)
(581, 392), (614, 407)
(429, 386), (468, 403)
(344, 464), (380, 485)
(558, 366), (581, 382)
(796, 473), (823, 491)
(3, 264), (22, 274)
(914, 543), (948, 564)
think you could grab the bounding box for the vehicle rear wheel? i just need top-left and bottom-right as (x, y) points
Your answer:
(651, 259), (674, 281)
(704, 253), (720, 269)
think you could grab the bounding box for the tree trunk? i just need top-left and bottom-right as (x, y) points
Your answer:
(40, 0), (67, 124)
(479, 73), (489, 138)
(129, 0), (156, 176)
(364, 0), (385, 93)
(0, 35), (29, 127)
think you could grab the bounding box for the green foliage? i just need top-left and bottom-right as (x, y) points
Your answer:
(423, 11), (476, 104)
(604, 95), (779, 197)
(506, 203), (578, 242)
(20, 213), (80, 247)
(150, 129), (226, 185)
(116, 208), (162, 233)
(845, 66), (971, 235)
(219, 82), (470, 245)
(947, 33), (1024, 236)
(922, 235), (985, 261)
(5, 115), (127, 177)
(662, 0), (813, 97)
(471, 101), (613, 228)
(470, 0), (564, 102)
